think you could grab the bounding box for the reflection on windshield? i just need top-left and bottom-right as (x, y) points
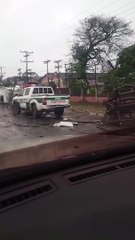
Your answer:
(0, 0), (135, 170)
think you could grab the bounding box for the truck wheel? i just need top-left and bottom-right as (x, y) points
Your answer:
(25, 111), (32, 116)
(54, 107), (64, 118)
(32, 104), (41, 119)
(26, 105), (32, 116)
(12, 102), (21, 115)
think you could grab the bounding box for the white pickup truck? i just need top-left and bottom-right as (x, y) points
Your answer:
(12, 86), (70, 118)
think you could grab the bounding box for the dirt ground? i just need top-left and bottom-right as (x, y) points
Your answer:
(0, 105), (104, 142)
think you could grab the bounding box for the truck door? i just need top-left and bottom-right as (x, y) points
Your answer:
(20, 88), (30, 109)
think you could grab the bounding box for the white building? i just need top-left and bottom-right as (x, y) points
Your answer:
(0, 87), (10, 103)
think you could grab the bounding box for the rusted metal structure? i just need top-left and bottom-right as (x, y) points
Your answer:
(104, 84), (135, 125)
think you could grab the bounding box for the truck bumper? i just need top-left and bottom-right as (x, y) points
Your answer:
(42, 104), (71, 112)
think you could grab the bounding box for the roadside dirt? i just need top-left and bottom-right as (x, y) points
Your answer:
(0, 105), (104, 142)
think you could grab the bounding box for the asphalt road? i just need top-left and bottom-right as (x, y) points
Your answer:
(0, 105), (103, 142)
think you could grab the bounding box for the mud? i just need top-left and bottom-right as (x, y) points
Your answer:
(0, 105), (103, 142)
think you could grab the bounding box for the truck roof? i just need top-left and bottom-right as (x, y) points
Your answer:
(23, 86), (53, 89)
(26, 85), (52, 88)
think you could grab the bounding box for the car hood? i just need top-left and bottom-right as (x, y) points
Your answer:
(0, 132), (135, 172)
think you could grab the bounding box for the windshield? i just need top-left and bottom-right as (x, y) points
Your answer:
(0, 0), (135, 172)
(1, 2), (135, 240)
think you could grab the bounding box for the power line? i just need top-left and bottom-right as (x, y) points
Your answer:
(54, 0), (119, 33)
(45, 0), (122, 52)
(14, 2), (135, 76)
(107, 3), (135, 19)
(47, 7), (135, 56)
(53, 0), (135, 41)
(49, 1), (135, 52)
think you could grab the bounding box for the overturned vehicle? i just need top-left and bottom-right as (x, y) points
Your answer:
(104, 84), (135, 125)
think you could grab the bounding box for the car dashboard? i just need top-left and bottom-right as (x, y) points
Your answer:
(0, 133), (135, 239)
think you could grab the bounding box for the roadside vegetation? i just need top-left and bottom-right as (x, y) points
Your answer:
(1, 15), (135, 99)
(71, 102), (106, 114)
(68, 15), (134, 95)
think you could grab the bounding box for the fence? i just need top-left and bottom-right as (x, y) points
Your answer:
(54, 87), (107, 103)
(54, 88), (70, 95)
(70, 96), (107, 103)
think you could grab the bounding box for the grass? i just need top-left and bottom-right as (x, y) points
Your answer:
(71, 102), (106, 113)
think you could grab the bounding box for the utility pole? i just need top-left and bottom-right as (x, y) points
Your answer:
(20, 50), (33, 83)
(28, 69), (33, 80)
(64, 64), (68, 87)
(43, 60), (51, 85)
(16, 68), (22, 86)
(90, 60), (99, 103)
(17, 68), (22, 77)
(0, 66), (6, 84)
(94, 63), (98, 103)
(54, 60), (62, 88)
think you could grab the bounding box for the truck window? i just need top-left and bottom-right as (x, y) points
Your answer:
(33, 88), (38, 94)
(25, 88), (30, 96)
(48, 88), (53, 94)
(39, 88), (43, 94)
(19, 89), (24, 96)
(44, 88), (47, 94)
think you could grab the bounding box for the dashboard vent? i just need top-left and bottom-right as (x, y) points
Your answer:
(0, 181), (55, 211)
(64, 157), (135, 185)
(119, 160), (135, 169)
(65, 166), (118, 184)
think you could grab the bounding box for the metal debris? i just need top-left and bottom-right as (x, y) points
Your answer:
(53, 121), (74, 127)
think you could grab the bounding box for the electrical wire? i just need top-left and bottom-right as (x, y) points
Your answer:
(49, 1), (135, 52)
(22, 1), (135, 75)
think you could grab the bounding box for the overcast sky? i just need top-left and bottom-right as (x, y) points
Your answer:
(0, 0), (135, 77)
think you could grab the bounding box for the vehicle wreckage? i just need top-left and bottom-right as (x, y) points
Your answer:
(103, 84), (135, 125)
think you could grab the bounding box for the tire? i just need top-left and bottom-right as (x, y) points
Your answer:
(25, 111), (32, 116)
(12, 102), (21, 115)
(26, 104), (32, 116)
(31, 104), (41, 119)
(54, 107), (64, 118)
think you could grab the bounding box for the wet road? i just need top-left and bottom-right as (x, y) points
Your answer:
(0, 105), (102, 142)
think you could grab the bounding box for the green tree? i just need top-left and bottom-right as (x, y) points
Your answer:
(117, 44), (135, 77)
(67, 62), (90, 96)
(104, 44), (135, 92)
(71, 16), (133, 83)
